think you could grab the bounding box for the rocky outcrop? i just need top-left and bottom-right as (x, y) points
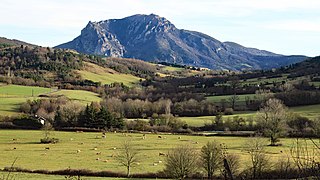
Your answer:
(56, 14), (307, 70)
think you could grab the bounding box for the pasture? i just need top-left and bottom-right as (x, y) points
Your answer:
(0, 130), (317, 175)
(77, 62), (142, 87)
(0, 85), (102, 116)
(0, 171), (142, 180)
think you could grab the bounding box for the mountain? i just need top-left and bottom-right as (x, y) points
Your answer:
(56, 14), (307, 70)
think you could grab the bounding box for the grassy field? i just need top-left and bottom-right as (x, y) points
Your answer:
(50, 89), (101, 105)
(0, 85), (102, 116)
(162, 66), (184, 72)
(179, 112), (255, 127)
(291, 104), (320, 119)
(179, 104), (320, 127)
(206, 94), (256, 103)
(0, 84), (52, 97)
(0, 171), (144, 180)
(77, 62), (142, 87)
(0, 130), (317, 176)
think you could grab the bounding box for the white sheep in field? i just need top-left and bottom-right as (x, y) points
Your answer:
(77, 149), (81, 153)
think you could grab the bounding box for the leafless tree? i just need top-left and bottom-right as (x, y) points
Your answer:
(257, 98), (288, 146)
(164, 144), (198, 179)
(116, 140), (140, 177)
(290, 138), (320, 178)
(243, 137), (270, 179)
(228, 94), (239, 110)
(200, 141), (222, 179)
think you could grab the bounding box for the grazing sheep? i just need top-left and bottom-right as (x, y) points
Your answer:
(153, 163), (158, 166)
(112, 147), (117, 150)
(158, 135), (162, 139)
(114, 131), (117, 134)
(96, 158), (100, 161)
(45, 147), (50, 150)
(159, 152), (166, 156)
(77, 150), (81, 153)
(96, 152), (101, 155)
(13, 147), (16, 150)
(70, 138), (73, 141)
(102, 135), (106, 138)
(178, 136), (181, 139)
(158, 160), (162, 163)
(93, 148), (98, 151)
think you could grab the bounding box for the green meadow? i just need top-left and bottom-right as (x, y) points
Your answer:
(0, 85), (101, 116)
(0, 171), (145, 180)
(0, 130), (317, 175)
(77, 62), (142, 87)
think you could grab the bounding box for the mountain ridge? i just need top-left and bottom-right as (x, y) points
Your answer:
(56, 14), (307, 70)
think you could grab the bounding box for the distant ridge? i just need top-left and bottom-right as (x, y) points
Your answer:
(56, 14), (307, 70)
(0, 37), (35, 47)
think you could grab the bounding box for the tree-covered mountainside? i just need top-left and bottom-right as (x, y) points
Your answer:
(0, 45), (158, 88)
(0, 37), (35, 48)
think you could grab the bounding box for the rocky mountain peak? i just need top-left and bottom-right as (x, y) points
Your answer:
(56, 14), (306, 70)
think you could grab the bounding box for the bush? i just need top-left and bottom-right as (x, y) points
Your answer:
(40, 137), (59, 144)
(12, 115), (42, 129)
(224, 108), (234, 115)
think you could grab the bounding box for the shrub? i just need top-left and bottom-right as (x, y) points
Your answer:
(224, 108), (234, 115)
(40, 137), (59, 144)
(12, 115), (42, 129)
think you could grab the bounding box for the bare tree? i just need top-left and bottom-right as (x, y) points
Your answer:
(243, 137), (270, 179)
(164, 144), (198, 179)
(290, 138), (320, 178)
(257, 98), (288, 146)
(200, 141), (222, 179)
(228, 94), (239, 110)
(116, 140), (139, 177)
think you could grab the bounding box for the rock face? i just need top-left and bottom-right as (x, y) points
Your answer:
(56, 14), (307, 70)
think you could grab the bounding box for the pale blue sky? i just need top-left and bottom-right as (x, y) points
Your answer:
(1, 0), (319, 56)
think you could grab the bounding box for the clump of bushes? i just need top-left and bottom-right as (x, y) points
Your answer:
(40, 137), (59, 144)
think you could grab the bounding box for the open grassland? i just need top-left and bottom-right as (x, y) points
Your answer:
(77, 62), (142, 87)
(0, 85), (52, 97)
(206, 94), (256, 103)
(291, 104), (320, 119)
(0, 130), (318, 175)
(50, 90), (101, 105)
(0, 171), (142, 180)
(0, 85), (101, 116)
(162, 66), (184, 72)
(179, 104), (320, 127)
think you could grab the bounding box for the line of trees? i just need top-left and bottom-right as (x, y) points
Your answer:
(163, 137), (320, 179)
